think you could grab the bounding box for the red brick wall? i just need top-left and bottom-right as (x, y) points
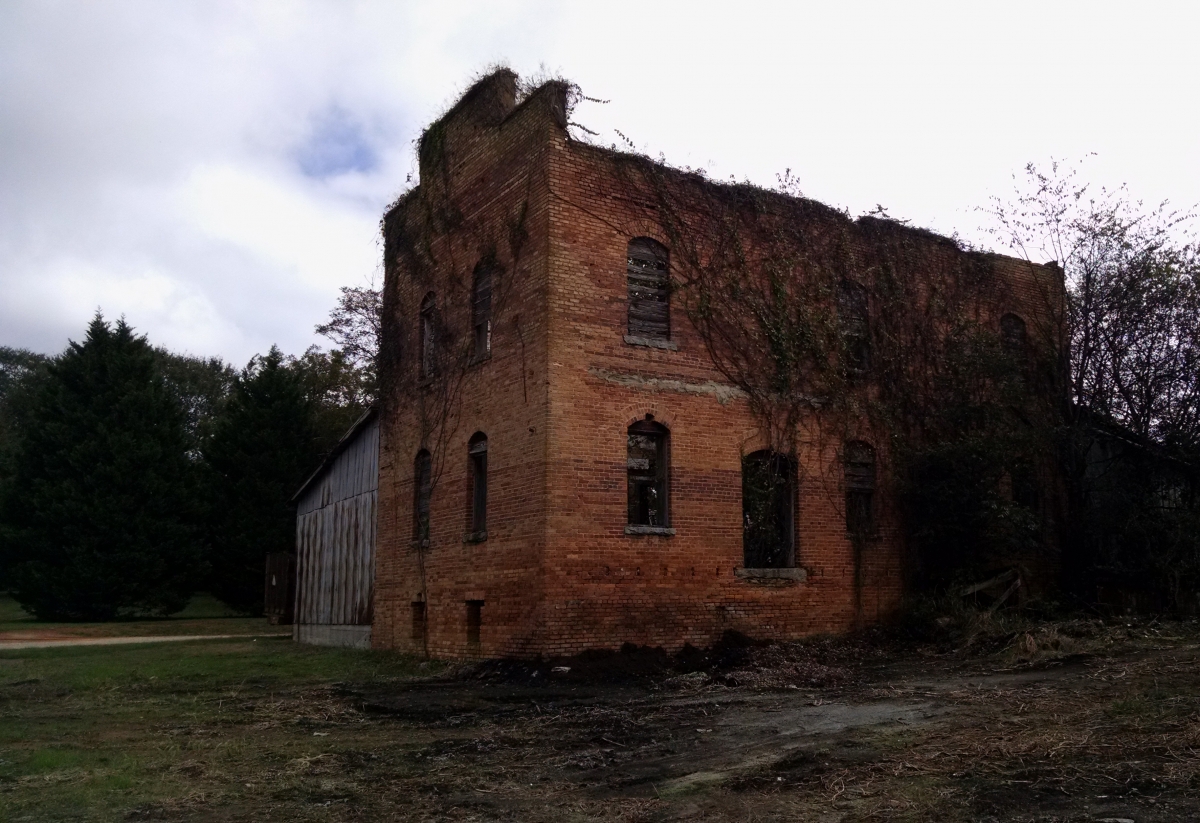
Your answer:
(375, 76), (558, 659)
(374, 73), (1064, 659)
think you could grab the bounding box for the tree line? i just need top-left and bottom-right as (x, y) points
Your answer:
(986, 160), (1200, 610)
(2, 155), (1197, 620)
(0, 286), (380, 620)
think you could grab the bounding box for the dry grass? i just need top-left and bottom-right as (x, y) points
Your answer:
(2, 613), (1199, 821)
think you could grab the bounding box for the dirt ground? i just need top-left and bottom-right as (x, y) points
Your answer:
(333, 619), (1200, 823)
(3, 613), (1199, 822)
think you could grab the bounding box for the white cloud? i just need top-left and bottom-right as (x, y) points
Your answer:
(182, 164), (379, 292)
(2, 0), (1198, 361)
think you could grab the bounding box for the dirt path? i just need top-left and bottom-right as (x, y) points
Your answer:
(4, 616), (1196, 821)
(0, 632), (290, 650)
(337, 623), (1200, 822)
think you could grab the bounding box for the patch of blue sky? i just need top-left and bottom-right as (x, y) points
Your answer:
(296, 106), (379, 179)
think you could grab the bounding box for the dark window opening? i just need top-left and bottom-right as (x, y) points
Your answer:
(742, 450), (796, 569)
(413, 449), (432, 542)
(627, 238), (670, 341)
(627, 419), (669, 527)
(1001, 313), (1027, 356)
(1156, 477), (1188, 511)
(837, 280), (871, 374)
(472, 262), (494, 360)
(844, 441), (876, 536)
(468, 433), (488, 535)
(466, 600), (483, 645)
(1012, 467), (1040, 511)
(419, 292), (437, 379)
(411, 602), (426, 641)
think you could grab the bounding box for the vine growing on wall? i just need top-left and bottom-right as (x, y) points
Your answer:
(592, 150), (1065, 593)
(379, 77), (547, 636)
(381, 71), (1069, 620)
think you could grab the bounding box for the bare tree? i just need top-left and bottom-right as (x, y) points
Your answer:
(986, 159), (1200, 451)
(315, 283), (382, 400)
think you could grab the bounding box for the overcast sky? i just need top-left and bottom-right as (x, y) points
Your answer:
(3, 1), (1198, 364)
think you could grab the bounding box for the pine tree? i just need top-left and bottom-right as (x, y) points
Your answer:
(0, 316), (202, 619)
(203, 347), (318, 612)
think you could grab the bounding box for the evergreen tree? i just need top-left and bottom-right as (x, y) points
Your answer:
(0, 316), (202, 619)
(204, 346), (318, 612)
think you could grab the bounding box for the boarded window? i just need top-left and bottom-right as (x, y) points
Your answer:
(742, 451), (795, 569)
(411, 602), (426, 641)
(466, 600), (483, 645)
(413, 449), (432, 542)
(419, 292), (437, 378)
(627, 238), (670, 341)
(844, 441), (876, 536)
(472, 263), (493, 359)
(627, 419), (668, 527)
(837, 280), (871, 373)
(468, 433), (487, 535)
(1001, 313), (1027, 355)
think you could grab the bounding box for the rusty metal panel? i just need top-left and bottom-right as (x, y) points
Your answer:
(294, 414), (378, 634)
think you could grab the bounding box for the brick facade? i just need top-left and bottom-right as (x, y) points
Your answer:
(374, 71), (1064, 660)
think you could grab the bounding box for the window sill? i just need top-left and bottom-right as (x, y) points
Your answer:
(469, 352), (492, 367)
(463, 531), (488, 544)
(624, 334), (677, 351)
(734, 567), (807, 581)
(625, 525), (675, 536)
(410, 539), (430, 550)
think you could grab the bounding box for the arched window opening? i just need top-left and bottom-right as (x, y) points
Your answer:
(467, 433), (488, 536)
(413, 449), (432, 542)
(627, 238), (670, 341)
(844, 441), (876, 537)
(742, 450), (795, 569)
(627, 419), (669, 527)
(419, 292), (437, 378)
(837, 280), (871, 374)
(1000, 313), (1027, 356)
(472, 262), (494, 360)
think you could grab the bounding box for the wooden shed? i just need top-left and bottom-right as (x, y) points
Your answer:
(292, 408), (379, 649)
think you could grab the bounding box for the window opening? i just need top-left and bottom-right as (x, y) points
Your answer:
(627, 238), (670, 341)
(419, 292), (437, 378)
(844, 441), (876, 536)
(466, 600), (483, 645)
(472, 263), (493, 359)
(742, 450), (795, 568)
(411, 602), (426, 641)
(627, 419), (668, 527)
(413, 450), (432, 542)
(1000, 313), (1027, 356)
(468, 433), (488, 535)
(1012, 466), (1040, 511)
(837, 280), (871, 374)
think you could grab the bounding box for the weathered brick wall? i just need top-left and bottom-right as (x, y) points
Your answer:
(375, 74), (559, 659)
(374, 71), (1065, 659)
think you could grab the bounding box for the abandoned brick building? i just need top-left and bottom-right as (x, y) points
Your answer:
(371, 70), (1065, 659)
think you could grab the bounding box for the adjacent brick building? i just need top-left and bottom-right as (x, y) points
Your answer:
(373, 70), (1064, 659)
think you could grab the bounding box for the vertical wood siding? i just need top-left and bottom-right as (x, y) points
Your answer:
(295, 415), (379, 627)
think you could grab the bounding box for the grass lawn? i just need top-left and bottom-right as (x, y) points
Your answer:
(0, 636), (433, 821)
(0, 594), (274, 640)
(2, 615), (1198, 821)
